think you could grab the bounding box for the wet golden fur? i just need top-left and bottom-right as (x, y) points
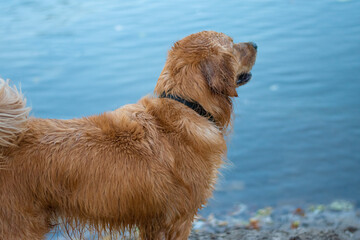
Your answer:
(0, 31), (256, 239)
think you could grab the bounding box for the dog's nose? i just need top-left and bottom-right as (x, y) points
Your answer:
(250, 42), (258, 51)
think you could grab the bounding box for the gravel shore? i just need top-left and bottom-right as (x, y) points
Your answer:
(189, 200), (360, 240)
(190, 228), (358, 240)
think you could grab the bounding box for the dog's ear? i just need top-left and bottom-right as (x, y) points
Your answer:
(200, 53), (238, 97)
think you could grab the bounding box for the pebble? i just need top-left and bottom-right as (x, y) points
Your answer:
(189, 200), (360, 240)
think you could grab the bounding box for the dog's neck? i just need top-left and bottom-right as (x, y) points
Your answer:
(155, 70), (233, 130)
(159, 93), (215, 123)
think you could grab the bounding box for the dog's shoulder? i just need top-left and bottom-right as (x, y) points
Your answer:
(137, 96), (226, 153)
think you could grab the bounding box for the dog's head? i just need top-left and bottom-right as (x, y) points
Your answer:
(155, 31), (257, 127)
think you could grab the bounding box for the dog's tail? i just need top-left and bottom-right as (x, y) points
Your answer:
(0, 79), (30, 147)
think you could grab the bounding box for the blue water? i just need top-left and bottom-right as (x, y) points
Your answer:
(1, 0), (360, 217)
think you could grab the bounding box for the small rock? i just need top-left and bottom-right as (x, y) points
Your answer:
(291, 221), (300, 229)
(218, 221), (228, 227)
(193, 221), (205, 230)
(329, 200), (354, 211)
(344, 226), (358, 233)
(293, 208), (305, 217)
(247, 218), (260, 230)
(256, 207), (273, 217)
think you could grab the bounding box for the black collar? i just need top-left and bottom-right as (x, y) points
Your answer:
(160, 92), (215, 123)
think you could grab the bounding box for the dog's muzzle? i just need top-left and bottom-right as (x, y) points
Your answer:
(236, 72), (252, 85)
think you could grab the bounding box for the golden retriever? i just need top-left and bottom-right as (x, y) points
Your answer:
(0, 31), (257, 239)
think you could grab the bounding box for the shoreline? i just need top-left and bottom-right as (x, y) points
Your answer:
(189, 200), (360, 240)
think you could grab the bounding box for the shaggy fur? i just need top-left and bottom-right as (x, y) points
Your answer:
(0, 31), (257, 240)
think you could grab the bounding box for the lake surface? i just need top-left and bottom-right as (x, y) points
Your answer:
(1, 0), (359, 216)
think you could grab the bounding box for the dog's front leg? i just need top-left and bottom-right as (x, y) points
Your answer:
(165, 217), (193, 240)
(138, 225), (165, 240)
